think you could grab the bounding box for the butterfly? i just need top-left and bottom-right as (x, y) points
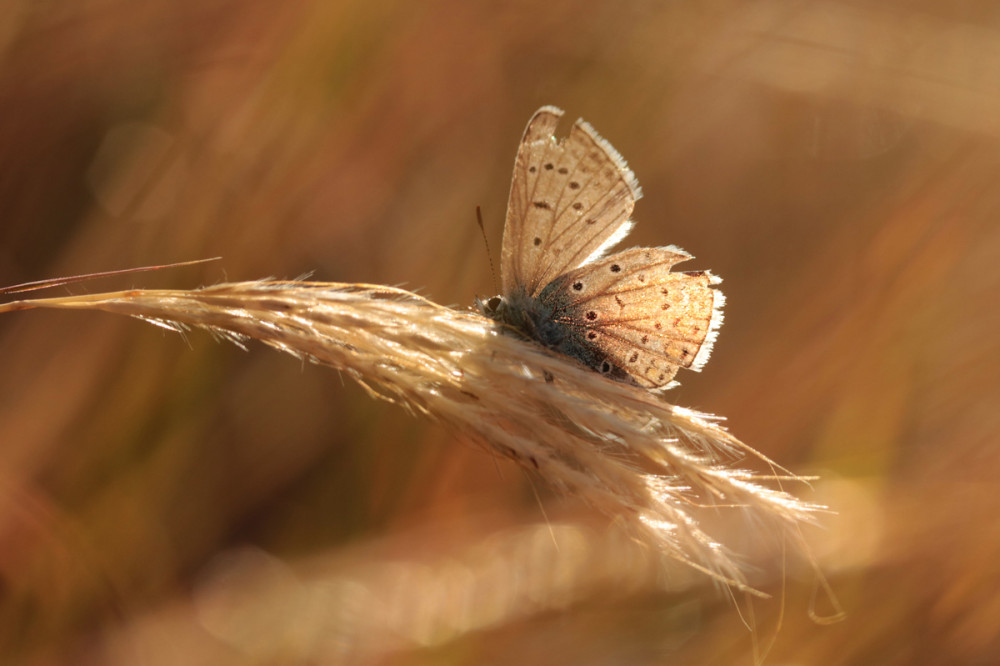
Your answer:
(480, 106), (724, 389)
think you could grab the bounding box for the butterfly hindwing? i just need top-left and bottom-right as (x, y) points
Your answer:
(537, 247), (724, 388)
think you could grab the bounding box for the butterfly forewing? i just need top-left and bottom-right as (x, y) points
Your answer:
(501, 106), (642, 298)
(538, 247), (724, 388)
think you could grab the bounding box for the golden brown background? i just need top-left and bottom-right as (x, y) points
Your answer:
(1, 1), (997, 664)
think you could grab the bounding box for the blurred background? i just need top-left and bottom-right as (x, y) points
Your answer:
(0, 1), (998, 663)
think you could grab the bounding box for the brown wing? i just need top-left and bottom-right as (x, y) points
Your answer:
(501, 106), (642, 298)
(539, 246), (724, 388)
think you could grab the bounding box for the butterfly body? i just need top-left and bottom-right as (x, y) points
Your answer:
(482, 106), (724, 389)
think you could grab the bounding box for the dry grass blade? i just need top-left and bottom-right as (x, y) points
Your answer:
(0, 280), (819, 591)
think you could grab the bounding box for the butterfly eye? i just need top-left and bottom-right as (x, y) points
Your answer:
(572, 281), (583, 291)
(610, 264), (621, 273)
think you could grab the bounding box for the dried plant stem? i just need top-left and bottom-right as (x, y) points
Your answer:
(1, 281), (819, 591)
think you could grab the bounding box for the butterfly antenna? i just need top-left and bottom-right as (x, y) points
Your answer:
(476, 205), (500, 294)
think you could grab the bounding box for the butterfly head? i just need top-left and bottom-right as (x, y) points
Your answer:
(475, 294), (504, 319)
